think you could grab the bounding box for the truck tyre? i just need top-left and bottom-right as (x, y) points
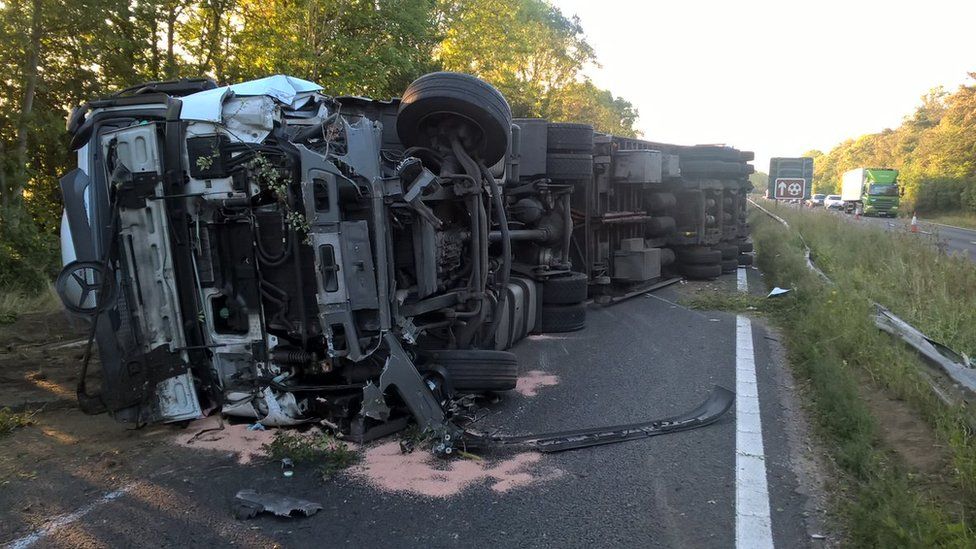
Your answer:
(543, 271), (588, 305)
(645, 216), (676, 236)
(675, 246), (722, 265)
(547, 122), (594, 152)
(738, 254), (754, 266)
(397, 72), (512, 166)
(716, 243), (739, 260)
(680, 262), (722, 280)
(546, 153), (593, 181)
(680, 160), (743, 177)
(739, 150), (755, 162)
(426, 350), (518, 392)
(738, 240), (753, 253)
(538, 302), (586, 333)
(721, 258), (739, 273)
(679, 146), (741, 161)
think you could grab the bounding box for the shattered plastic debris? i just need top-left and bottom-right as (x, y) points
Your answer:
(233, 489), (323, 520)
(767, 287), (791, 298)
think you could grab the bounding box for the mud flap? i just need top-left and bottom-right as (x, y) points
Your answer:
(463, 386), (734, 453)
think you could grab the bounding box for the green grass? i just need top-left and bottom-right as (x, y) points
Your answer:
(922, 211), (976, 231)
(0, 408), (35, 438)
(748, 207), (976, 546)
(262, 430), (360, 480)
(0, 284), (60, 325)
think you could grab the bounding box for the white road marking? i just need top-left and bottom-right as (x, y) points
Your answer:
(735, 270), (774, 549)
(736, 266), (748, 293)
(5, 484), (135, 549)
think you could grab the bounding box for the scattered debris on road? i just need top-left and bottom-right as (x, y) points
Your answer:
(233, 489), (323, 520)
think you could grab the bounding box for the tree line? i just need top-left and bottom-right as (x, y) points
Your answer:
(0, 0), (638, 292)
(804, 73), (976, 213)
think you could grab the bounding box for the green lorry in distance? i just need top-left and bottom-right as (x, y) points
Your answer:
(840, 168), (901, 217)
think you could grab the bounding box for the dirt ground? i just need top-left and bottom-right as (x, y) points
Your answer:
(0, 311), (565, 547)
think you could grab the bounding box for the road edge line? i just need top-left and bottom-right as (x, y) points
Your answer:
(735, 268), (774, 548)
(5, 484), (136, 549)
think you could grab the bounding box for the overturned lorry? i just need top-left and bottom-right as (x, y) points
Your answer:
(56, 73), (737, 452)
(509, 120), (754, 297)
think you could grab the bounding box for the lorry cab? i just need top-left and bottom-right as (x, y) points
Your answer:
(840, 168), (900, 217)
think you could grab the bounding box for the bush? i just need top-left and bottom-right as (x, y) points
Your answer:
(0, 206), (60, 293)
(912, 177), (973, 213)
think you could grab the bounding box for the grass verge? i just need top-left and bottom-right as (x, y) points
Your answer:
(262, 430), (360, 480)
(0, 284), (60, 325)
(748, 205), (976, 546)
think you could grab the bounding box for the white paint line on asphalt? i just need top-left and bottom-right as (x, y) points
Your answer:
(5, 484), (135, 549)
(737, 266), (748, 293)
(735, 271), (774, 549)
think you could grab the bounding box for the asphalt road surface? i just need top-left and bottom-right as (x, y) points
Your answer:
(0, 268), (830, 549)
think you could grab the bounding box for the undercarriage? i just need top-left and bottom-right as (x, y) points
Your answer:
(57, 73), (742, 453)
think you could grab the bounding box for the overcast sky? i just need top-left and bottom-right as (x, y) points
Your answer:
(553, 0), (976, 171)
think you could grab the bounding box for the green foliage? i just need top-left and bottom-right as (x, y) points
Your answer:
(436, 0), (638, 135)
(262, 430), (360, 480)
(748, 206), (976, 544)
(748, 170), (767, 194)
(810, 79), (976, 213)
(0, 206), (59, 293)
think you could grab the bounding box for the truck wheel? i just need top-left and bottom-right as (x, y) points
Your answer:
(397, 72), (512, 166)
(538, 302), (586, 333)
(721, 258), (739, 273)
(547, 122), (594, 152)
(425, 350), (518, 392)
(546, 153), (593, 181)
(680, 160), (743, 177)
(675, 246), (722, 265)
(716, 243), (739, 260)
(679, 146), (741, 161)
(543, 271), (588, 305)
(739, 151), (755, 162)
(737, 240), (753, 253)
(680, 263), (722, 280)
(738, 254), (754, 266)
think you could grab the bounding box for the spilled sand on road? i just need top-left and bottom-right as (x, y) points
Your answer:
(350, 441), (562, 497)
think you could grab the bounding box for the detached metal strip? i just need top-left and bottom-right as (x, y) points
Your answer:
(464, 386), (734, 453)
(874, 305), (976, 401)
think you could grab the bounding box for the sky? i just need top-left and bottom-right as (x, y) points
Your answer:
(552, 0), (976, 172)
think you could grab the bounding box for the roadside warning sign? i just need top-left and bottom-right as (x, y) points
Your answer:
(773, 178), (805, 199)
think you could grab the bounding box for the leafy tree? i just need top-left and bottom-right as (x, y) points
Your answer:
(809, 76), (976, 212)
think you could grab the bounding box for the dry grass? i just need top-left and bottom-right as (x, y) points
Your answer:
(924, 211), (976, 231)
(0, 284), (60, 325)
